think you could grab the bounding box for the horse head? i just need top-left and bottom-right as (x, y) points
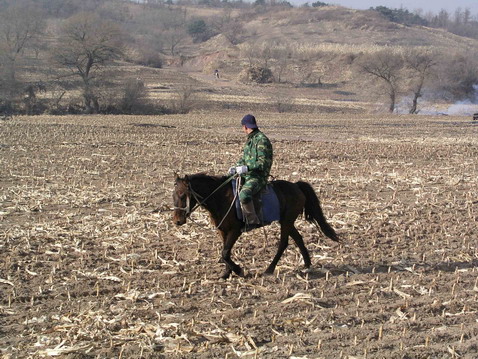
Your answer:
(173, 174), (192, 226)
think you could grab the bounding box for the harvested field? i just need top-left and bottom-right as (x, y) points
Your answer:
(1, 113), (477, 358)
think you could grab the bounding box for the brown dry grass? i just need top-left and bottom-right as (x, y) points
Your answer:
(241, 7), (478, 52)
(0, 112), (477, 358)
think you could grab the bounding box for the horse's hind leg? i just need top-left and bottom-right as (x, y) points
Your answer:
(265, 223), (291, 275)
(289, 225), (311, 268)
(220, 230), (243, 279)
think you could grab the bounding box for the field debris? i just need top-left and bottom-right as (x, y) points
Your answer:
(0, 113), (477, 358)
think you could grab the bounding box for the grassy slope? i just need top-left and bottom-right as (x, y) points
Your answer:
(26, 5), (478, 114)
(171, 6), (478, 113)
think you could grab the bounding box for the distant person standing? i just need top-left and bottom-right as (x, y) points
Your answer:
(214, 69), (219, 79)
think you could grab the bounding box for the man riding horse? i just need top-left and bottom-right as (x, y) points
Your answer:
(173, 114), (339, 278)
(229, 114), (273, 231)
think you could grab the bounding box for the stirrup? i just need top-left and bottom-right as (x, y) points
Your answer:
(241, 222), (262, 233)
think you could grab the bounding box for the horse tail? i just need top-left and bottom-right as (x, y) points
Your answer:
(296, 181), (340, 242)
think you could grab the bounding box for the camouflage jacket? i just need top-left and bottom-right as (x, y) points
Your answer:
(236, 129), (273, 183)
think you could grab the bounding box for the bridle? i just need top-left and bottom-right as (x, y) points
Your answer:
(173, 191), (192, 216)
(174, 175), (239, 228)
(173, 183), (203, 217)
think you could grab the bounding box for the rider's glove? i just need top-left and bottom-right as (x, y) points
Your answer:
(228, 166), (236, 175)
(235, 165), (249, 175)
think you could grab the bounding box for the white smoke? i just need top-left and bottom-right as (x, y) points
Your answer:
(399, 84), (478, 116)
(445, 84), (478, 115)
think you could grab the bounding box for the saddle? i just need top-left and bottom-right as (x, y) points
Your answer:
(232, 180), (280, 225)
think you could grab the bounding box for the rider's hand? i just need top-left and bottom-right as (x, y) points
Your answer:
(235, 165), (248, 175)
(228, 166), (236, 175)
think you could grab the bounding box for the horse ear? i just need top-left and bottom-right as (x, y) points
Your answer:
(174, 172), (180, 181)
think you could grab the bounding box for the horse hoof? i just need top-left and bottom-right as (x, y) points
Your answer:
(236, 268), (245, 277)
(221, 272), (231, 280)
(263, 269), (274, 276)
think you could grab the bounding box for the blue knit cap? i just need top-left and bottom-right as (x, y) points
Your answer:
(241, 114), (258, 129)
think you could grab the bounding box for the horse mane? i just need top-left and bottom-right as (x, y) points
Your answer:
(186, 173), (233, 206)
(187, 173), (229, 183)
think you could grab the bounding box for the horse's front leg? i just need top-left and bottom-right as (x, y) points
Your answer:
(219, 229), (243, 279)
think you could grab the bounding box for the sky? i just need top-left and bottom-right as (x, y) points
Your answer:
(296, 0), (478, 15)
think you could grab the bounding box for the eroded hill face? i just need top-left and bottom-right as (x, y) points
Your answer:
(180, 5), (478, 113)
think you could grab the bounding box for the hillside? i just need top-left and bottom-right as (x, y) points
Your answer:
(240, 7), (478, 48)
(147, 6), (478, 114)
(3, 2), (478, 115)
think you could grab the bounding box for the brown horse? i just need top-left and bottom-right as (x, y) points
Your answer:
(173, 173), (339, 279)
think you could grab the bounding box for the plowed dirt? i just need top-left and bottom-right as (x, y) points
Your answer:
(1, 113), (477, 358)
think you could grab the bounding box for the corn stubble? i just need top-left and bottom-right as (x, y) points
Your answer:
(0, 113), (477, 358)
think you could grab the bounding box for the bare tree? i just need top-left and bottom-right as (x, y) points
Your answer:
(433, 9), (450, 28)
(162, 28), (188, 56)
(240, 41), (258, 68)
(433, 50), (478, 101)
(454, 7), (463, 25)
(404, 49), (436, 114)
(258, 42), (273, 68)
(171, 85), (198, 114)
(271, 42), (291, 83)
(223, 20), (245, 45)
(53, 12), (123, 113)
(157, 7), (188, 55)
(0, 4), (46, 88)
(463, 8), (471, 24)
(358, 50), (404, 113)
(212, 9), (245, 45)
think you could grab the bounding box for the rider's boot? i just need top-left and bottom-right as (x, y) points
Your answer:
(241, 201), (262, 232)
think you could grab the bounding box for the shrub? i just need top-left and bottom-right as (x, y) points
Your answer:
(170, 85), (198, 114)
(311, 1), (328, 7)
(188, 19), (214, 43)
(136, 49), (163, 68)
(120, 79), (148, 114)
(273, 95), (294, 113)
(371, 6), (428, 26)
(240, 66), (274, 84)
(0, 99), (14, 116)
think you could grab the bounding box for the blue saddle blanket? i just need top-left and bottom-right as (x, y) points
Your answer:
(232, 181), (280, 224)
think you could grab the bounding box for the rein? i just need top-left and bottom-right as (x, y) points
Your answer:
(215, 177), (241, 229)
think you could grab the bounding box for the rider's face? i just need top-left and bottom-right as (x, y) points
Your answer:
(242, 125), (253, 134)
